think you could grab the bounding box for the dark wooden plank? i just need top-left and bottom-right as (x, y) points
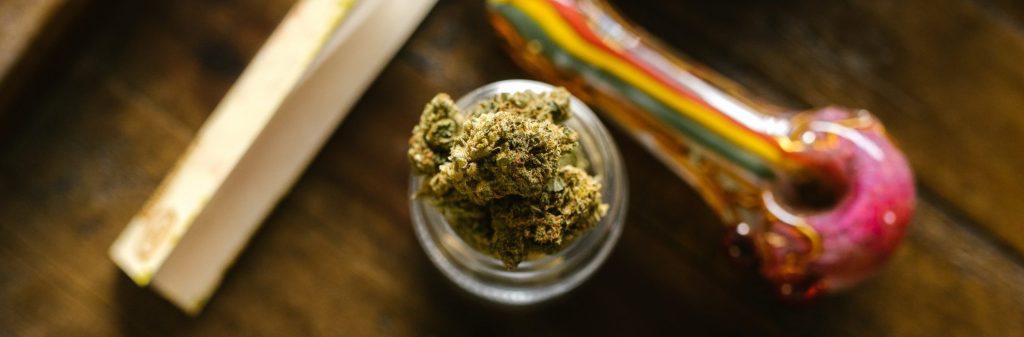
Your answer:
(0, 0), (80, 94)
(1, 0), (1023, 336)
(610, 0), (1024, 256)
(0, 0), (62, 79)
(0, 0), (90, 133)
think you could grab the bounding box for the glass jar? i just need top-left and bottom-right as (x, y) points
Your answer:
(409, 79), (627, 305)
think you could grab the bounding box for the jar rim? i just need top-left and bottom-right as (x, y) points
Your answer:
(410, 79), (628, 305)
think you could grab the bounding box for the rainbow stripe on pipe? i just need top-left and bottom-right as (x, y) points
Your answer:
(490, 0), (794, 179)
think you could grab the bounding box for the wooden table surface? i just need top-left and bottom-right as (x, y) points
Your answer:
(3, 0), (1024, 336)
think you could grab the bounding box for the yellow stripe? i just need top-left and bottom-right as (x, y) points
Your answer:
(514, 0), (783, 166)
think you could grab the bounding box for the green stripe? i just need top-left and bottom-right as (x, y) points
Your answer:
(494, 4), (775, 179)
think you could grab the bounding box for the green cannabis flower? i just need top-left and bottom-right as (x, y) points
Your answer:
(409, 88), (607, 269)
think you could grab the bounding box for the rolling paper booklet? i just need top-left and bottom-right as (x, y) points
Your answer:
(109, 0), (437, 314)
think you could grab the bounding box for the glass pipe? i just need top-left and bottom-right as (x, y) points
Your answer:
(486, 0), (915, 300)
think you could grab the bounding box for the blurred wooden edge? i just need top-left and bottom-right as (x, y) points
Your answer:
(0, 0), (92, 130)
(109, 0), (437, 314)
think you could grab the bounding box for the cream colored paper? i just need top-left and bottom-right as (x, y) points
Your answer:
(110, 0), (437, 313)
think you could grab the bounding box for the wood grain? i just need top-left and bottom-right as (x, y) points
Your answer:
(1, 0), (1022, 336)
(0, 0), (61, 79)
(0, 0), (89, 131)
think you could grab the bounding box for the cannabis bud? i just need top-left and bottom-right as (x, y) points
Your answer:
(409, 88), (608, 269)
